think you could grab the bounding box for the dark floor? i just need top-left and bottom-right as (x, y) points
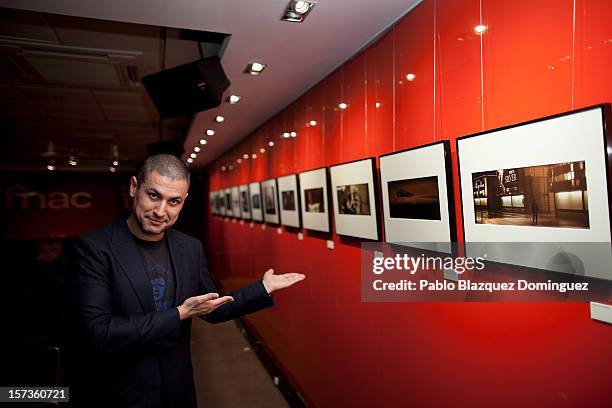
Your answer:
(190, 320), (288, 408)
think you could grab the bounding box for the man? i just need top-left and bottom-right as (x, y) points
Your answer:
(70, 154), (304, 407)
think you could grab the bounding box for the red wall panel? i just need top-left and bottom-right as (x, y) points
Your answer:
(205, 0), (612, 406)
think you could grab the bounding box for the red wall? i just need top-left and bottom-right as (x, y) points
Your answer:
(204, 0), (612, 406)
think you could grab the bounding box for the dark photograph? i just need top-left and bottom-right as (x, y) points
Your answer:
(387, 176), (440, 220)
(241, 191), (249, 212)
(282, 190), (296, 211)
(305, 187), (324, 213)
(264, 186), (276, 214)
(252, 193), (261, 209)
(472, 161), (589, 228)
(336, 183), (371, 215)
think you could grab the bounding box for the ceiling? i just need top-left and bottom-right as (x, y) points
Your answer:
(0, 0), (421, 171)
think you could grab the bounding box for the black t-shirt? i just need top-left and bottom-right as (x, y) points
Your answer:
(133, 236), (176, 312)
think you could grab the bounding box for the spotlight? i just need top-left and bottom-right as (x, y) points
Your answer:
(68, 155), (78, 166)
(187, 158), (194, 164)
(194, 146), (201, 153)
(309, 120), (317, 126)
(405, 73), (416, 81)
(251, 153), (257, 159)
(338, 102), (348, 110)
(283, 132), (290, 138)
(282, 0), (315, 23)
(268, 141), (275, 147)
(260, 148), (266, 153)
(190, 153), (197, 159)
(47, 165), (55, 171)
(245, 62), (267, 75)
(290, 131), (297, 138)
(206, 129), (215, 136)
(474, 24), (487, 35)
(112, 160), (119, 166)
(200, 139), (208, 145)
(215, 115), (225, 123)
(228, 95), (241, 104)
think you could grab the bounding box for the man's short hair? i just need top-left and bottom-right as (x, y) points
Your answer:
(136, 154), (190, 187)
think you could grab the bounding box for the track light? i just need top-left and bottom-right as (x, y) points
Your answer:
(245, 62), (267, 75)
(228, 95), (241, 104)
(282, 0), (315, 23)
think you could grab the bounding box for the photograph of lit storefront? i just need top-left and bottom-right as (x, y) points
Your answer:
(471, 161), (589, 228)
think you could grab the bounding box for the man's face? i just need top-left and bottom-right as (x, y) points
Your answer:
(130, 170), (188, 237)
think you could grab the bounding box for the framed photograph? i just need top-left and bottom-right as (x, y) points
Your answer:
(249, 182), (263, 222)
(261, 178), (280, 224)
(239, 184), (251, 220)
(330, 158), (380, 240)
(231, 186), (241, 218)
(210, 191), (218, 215)
(457, 104), (612, 280)
(299, 167), (331, 233)
(277, 174), (301, 228)
(224, 188), (232, 217)
(380, 141), (456, 252)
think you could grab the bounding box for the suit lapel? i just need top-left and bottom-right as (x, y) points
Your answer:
(166, 229), (185, 306)
(110, 218), (156, 313)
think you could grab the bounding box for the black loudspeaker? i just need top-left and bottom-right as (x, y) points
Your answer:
(142, 56), (230, 118)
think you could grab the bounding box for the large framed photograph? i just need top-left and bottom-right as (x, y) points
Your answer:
(298, 167), (331, 233)
(239, 184), (251, 220)
(231, 186), (240, 218)
(277, 174), (301, 228)
(457, 104), (612, 280)
(210, 191), (218, 215)
(380, 141), (456, 252)
(249, 182), (263, 222)
(330, 158), (380, 240)
(224, 188), (232, 217)
(261, 178), (280, 224)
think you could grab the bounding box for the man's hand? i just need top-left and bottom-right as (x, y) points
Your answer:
(177, 293), (234, 320)
(262, 269), (306, 294)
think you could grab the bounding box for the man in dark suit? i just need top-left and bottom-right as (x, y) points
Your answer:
(70, 154), (304, 407)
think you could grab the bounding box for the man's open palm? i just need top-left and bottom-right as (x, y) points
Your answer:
(262, 269), (305, 294)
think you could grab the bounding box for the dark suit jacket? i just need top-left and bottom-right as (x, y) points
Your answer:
(69, 217), (273, 408)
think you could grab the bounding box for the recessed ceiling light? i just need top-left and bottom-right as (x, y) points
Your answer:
(194, 146), (201, 152)
(283, 132), (290, 138)
(221, 165), (227, 171)
(215, 115), (225, 123)
(190, 153), (197, 159)
(200, 139), (208, 145)
(228, 95), (242, 104)
(309, 120), (317, 126)
(268, 141), (275, 147)
(338, 102), (348, 110)
(187, 158), (194, 163)
(245, 62), (267, 75)
(405, 73), (416, 81)
(237, 158), (242, 164)
(206, 129), (215, 136)
(282, 0), (315, 23)
(290, 131), (297, 137)
(260, 148), (266, 153)
(474, 25), (487, 34)
(243, 154), (249, 159)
